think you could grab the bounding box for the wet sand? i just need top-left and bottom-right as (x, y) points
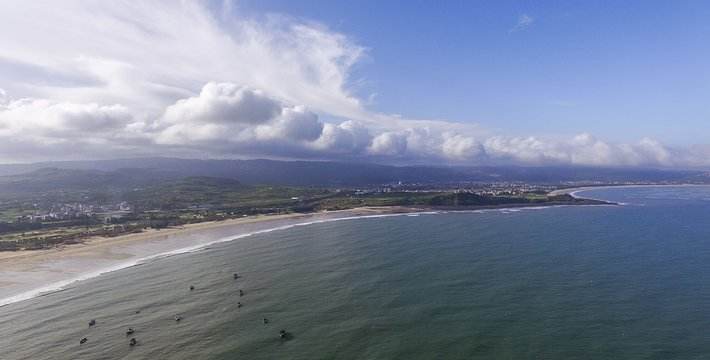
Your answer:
(0, 199), (611, 307)
(0, 207), (413, 306)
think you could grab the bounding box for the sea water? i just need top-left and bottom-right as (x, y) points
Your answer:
(1, 186), (710, 359)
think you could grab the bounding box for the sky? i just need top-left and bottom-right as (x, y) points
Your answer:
(0, 0), (709, 167)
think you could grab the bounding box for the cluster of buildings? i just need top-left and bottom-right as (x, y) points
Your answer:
(15, 202), (132, 223)
(353, 187), (394, 195)
(459, 183), (557, 196)
(350, 182), (556, 197)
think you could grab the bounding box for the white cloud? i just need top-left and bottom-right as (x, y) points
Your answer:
(481, 133), (683, 167)
(0, 1), (705, 168)
(0, 1), (366, 119)
(255, 106), (323, 142)
(313, 121), (371, 154)
(154, 83), (325, 152)
(0, 99), (132, 138)
(0, 82), (702, 167)
(162, 83), (281, 126)
(442, 134), (485, 160)
(368, 132), (408, 156)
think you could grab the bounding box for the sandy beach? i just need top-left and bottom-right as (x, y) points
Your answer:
(0, 208), (391, 262)
(0, 207), (415, 307)
(0, 198), (616, 308)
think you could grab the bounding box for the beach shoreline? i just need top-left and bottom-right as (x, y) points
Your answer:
(0, 207), (396, 262)
(0, 201), (613, 308)
(0, 206), (426, 307)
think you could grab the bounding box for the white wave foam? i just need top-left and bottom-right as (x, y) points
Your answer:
(0, 212), (436, 308)
(0, 206), (583, 308)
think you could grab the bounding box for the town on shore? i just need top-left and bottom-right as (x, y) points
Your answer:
(2, 158), (706, 252)
(0, 177), (632, 252)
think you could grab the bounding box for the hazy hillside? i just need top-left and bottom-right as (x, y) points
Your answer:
(0, 168), (178, 195)
(0, 158), (707, 187)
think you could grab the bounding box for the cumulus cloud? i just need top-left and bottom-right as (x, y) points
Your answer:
(368, 132), (408, 156)
(313, 121), (371, 154)
(0, 84), (699, 167)
(0, 99), (132, 138)
(257, 106), (323, 142)
(442, 134), (485, 160)
(0, 97), (151, 162)
(0, 1), (704, 168)
(162, 83), (281, 126)
(481, 133), (682, 167)
(154, 82), (326, 153)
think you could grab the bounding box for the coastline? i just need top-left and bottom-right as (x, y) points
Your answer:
(548, 183), (710, 198)
(0, 206), (430, 307)
(0, 201), (611, 308)
(0, 208), (392, 262)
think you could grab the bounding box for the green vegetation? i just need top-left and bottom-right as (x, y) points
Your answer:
(0, 172), (609, 251)
(124, 177), (333, 212)
(315, 192), (595, 210)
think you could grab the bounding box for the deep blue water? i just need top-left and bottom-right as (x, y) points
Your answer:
(1, 186), (710, 359)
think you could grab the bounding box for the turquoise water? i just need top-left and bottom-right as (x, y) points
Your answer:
(2, 186), (710, 359)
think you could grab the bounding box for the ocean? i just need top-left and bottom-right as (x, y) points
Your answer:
(2, 186), (710, 359)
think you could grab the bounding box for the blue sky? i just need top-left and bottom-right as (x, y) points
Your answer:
(238, 0), (710, 145)
(0, 1), (708, 167)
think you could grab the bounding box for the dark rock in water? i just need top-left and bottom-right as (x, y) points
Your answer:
(126, 328), (135, 336)
(263, 318), (269, 324)
(189, 285), (195, 291)
(80, 337), (88, 344)
(174, 315), (182, 322)
(279, 329), (293, 340)
(129, 338), (137, 346)
(233, 273), (239, 279)
(88, 319), (96, 327)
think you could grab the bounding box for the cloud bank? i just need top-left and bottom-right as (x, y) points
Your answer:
(0, 1), (706, 168)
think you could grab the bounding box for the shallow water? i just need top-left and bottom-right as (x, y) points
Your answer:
(2, 186), (710, 359)
(0, 211), (391, 307)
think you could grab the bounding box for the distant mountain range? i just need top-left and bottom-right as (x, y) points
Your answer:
(0, 157), (707, 188)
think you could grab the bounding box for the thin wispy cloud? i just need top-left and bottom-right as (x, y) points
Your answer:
(509, 14), (534, 33)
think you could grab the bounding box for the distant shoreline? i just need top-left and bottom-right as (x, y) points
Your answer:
(548, 183), (710, 198)
(0, 200), (609, 259)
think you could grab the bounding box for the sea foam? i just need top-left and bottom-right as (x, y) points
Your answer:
(0, 205), (593, 308)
